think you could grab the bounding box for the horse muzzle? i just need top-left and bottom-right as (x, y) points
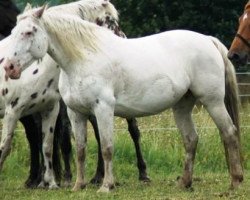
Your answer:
(227, 50), (248, 67)
(3, 58), (21, 79)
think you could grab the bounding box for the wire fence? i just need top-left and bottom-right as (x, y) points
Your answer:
(10, 72), (250, 133)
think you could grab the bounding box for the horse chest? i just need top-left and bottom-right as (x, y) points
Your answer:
(59, 73), (104, 114)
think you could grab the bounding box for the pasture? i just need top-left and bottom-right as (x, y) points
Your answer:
(1, 103), (250, 199)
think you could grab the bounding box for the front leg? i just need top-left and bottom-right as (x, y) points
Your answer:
(39, 102), (59, 189)
(67, 108), (88, 191)
(93, 100), (115, 193)
(0, 110), (19, 171)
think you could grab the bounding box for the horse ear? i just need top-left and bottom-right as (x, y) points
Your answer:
(23, 3), (32, 12)
(33, 4), (48, 19)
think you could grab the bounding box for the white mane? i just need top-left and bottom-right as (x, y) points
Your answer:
(16, 0), (122, 59)
(42, 12), (110, 59)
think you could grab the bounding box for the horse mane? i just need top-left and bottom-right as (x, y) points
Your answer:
(17, 0), (122, 59)
(48, 0), (119, 23)
(42, 12), (107, 59)
(18, 0), (119, 25)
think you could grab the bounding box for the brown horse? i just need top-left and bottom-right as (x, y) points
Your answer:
(228, 2), (250, 65)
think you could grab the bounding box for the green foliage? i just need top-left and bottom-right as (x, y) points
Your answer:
(111, 0), (246, 47)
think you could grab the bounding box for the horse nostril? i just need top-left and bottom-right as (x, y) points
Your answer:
(228, 52), (240, 61)
(9, 64), (14, 70)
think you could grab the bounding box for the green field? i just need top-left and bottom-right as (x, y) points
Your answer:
(1, 105), (250, 199)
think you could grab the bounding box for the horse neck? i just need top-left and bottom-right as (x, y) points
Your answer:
(43, 14), (105, 68)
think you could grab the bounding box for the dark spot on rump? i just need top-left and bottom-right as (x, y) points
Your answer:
(11, 97), (19, 108)
(50, 127), (53, 133)
(42, 89), (46, 95)
(33, 69), (38, 74)
(30, 92), (38, 99)
(28, 103), (36, 109)
(49, 161), (52, 169)
(0, 58), (4, 64)
(47, 79), (54, 88)
(10, 64), (14, 70)
(96, 99), (99, 104)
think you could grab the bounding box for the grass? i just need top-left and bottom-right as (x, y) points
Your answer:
(1, 105), (250, 199)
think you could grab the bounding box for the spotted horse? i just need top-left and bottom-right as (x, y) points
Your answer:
(0, 0), (149, 189)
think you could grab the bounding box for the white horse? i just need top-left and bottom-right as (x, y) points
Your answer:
(0, 0), (150, 189)
(2, 6), (243, 193)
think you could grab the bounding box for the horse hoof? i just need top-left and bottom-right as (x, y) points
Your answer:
(97, 183), (114, 193)
(139, 175), (151, 182)
(230, 180), (242, 190)
(230, 175), (243, 190)
(176, 176), (192, 189)
(37, 182), (46, 189)
(24, 178), (40, 189)
(49, 183), (60, 189)
(97, 186), (110, 193)
(72, 182), (86, 191)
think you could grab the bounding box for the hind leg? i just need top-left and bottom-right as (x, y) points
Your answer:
(202, 100), (243, 189)
(126, 118), (150, 182)
(173, 92), (198, 189)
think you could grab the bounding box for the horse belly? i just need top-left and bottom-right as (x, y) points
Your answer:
(115, 78), (187, 118)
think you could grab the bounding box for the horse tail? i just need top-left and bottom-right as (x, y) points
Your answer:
(209, 36), (242, 165)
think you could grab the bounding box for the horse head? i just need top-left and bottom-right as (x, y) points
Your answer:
(3, 5), (48, 79)
(228, 2), (250, 66)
